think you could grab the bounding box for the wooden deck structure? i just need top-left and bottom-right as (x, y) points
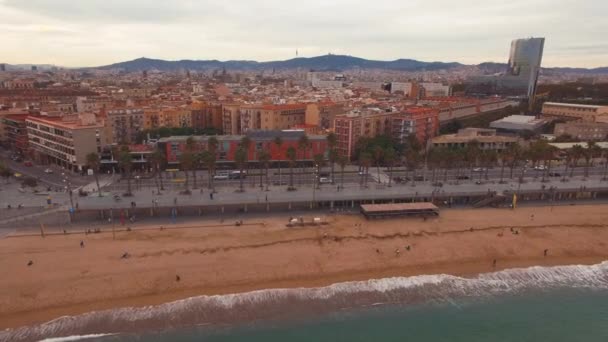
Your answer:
(360, 202), (439, 219)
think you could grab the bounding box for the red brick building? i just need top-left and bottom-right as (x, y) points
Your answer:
(158, 130), (328, 166)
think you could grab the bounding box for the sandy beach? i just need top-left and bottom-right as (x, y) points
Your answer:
(1, 204), (608, 330)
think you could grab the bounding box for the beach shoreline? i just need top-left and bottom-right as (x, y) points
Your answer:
(2, 205), (608, 331)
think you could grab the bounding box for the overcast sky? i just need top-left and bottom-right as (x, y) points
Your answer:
(1, 0), (606, 68)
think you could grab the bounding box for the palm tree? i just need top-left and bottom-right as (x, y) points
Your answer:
(234, 147), (247, 192)
(427, 147), (442, 183)
(384, 147), (396, 187)
(373, 145), (384, 183)
(313, 153), (325, 189)
(86, 152), (102, 197)
(118, 145), (133, 196)
(601, 146), (608, 181)
(185, 137), (198, 189)
(465, 140), (481, 180)
(569, 144), (585, 178)
(298, 134), (310, 180)
(405, 148), (421, 186)
(201, 150), (215, 191)
(326, 132), (338, 183)
(0, 162), (11, 184)
(482, 150), (498, 181)
(504, 143), (521, 180)
(149, 148), (166, 192)
(286, 146), (297, 189)
(206, 137), (219, 190)
(258, 150), (271, 191)
(440, 148), (454, 183)
(337, 155), (348, 190)
(358, 151), (372, 188)
(273, 136), (284, 184)
(584, 141), (601, 179)
(179, 151), (194, 193)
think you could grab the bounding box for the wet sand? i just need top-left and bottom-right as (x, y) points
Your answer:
(1, 204), (608, 330)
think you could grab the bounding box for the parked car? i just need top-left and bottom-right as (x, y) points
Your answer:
(23, 161), (33, 167)
(229, 170), (246, 179)
(534, 165), (547, 171)
(456, 175), (470, 180)
(549, 172), (561, 177)
(319, 177), (331, 184)
(213, 173), (229, 180)
(44, 168), (54, 174)
(472, 167), (486, 172)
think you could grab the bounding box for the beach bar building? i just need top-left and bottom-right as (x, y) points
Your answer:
(360, 202), (439, 219)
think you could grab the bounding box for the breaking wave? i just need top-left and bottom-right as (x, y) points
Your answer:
(3, 261), (607, 342)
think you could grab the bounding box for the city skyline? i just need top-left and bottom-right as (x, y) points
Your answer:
(1, 0), (607, 68)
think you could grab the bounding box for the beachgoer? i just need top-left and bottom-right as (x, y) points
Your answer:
(176, 275), (181, 282)
(395, 248), (400, 256)
(376, 248), (380, 254)
(493, 259), (497, 267)
(27, 260), (33, 266)
(80, 240), (84, 248)
(121, 252), (129, 259)
(406, 245), (411, 251)
(544, 249), (548, 257)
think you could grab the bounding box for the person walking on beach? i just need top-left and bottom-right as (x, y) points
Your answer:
(493, 259), (497, 268)
(80, 240), (84, 248)
(544, 249), (549, 257)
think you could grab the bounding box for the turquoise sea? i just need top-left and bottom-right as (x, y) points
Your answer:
(114, 288), (608, 342)
(4, 261), (608, 342)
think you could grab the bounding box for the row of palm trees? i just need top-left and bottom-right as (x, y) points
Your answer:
(363, 139), (608, 187)
(84, 133), (348, 196)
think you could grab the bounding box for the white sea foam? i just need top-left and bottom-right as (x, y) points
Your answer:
(3, 261), (608, 342)
(37, 333), (117, 342)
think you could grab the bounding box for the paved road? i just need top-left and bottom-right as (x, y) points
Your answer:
(77, 174), (608, 211)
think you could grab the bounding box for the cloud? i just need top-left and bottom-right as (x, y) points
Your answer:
(0, 0), (606, 68)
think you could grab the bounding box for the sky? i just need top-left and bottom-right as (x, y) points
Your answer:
(1, 0), (607, 68)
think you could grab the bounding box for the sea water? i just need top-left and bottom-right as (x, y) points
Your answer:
(4, 262), (608, 342)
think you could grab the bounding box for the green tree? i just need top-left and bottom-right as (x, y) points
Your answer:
(326, 132), (338, 183)
(86, 152), (102, 197)
(258, 150), (271, 189)
(584, 141), (602, 178)
(274, 136), (284, 185)
(358, 151), (372, 188)
(384, 147), (396, 187)
(298, 134), (310, 178)
(286, 146), (297, 189)
(149, 148), (166, 192)
(179, 151), (194, 193)
(118, 145), (134, 196)
(185, 136), (199, 189)
(0, 163), (11, 184)
(313, 153), (325, 189)
(200, 150), (215, 191)
(234, 147), (248, 192)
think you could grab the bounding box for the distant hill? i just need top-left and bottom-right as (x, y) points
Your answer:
(95, 55), (464, 72)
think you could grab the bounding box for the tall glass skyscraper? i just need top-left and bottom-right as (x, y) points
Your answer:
(507, 37), (545, 99)
(466, 37), (545, 100)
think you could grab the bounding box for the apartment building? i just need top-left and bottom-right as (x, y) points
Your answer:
(431, 128), (518, 151)
(305, 102), (345, 130)
(26, 113), (105, 171)
(240, 104), (306, 132)
(554, 122), (608, 141)
(542, 102), (608, 122)
(105, 108), (144, 144)
(334, 110), (394, 158)
(190, 102), (222, 131)
(391, 107), (439, 146)
(2, 114), (29, 156)
(162, 108), (191, 128)
(222, 103), (241, 135)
